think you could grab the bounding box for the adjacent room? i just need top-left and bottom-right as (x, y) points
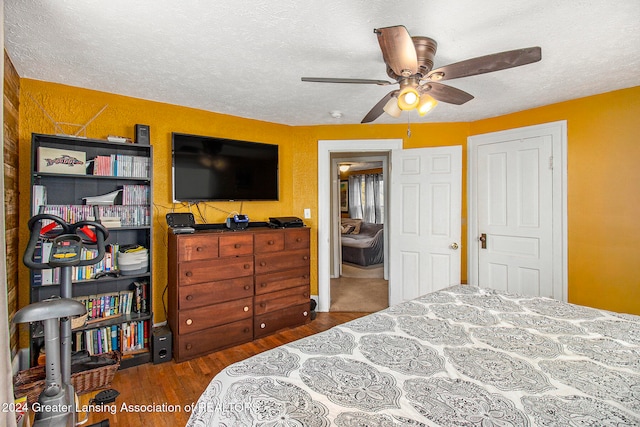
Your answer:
(1, 1), (639, 426)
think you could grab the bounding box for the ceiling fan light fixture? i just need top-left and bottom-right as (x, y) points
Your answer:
(383, 97), (402, 118)
(397, 86), (420, 110)
(417, 94), (438, 116)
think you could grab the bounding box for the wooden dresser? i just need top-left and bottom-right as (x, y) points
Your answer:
(167, 227), (311, 362)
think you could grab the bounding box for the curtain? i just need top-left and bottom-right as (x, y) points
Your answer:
(373, 174), (384, 224)
(348, 173), (384, 224)
(347, 175), (363, 219)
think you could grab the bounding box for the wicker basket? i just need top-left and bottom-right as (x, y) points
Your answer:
(13, 351), (120, 407)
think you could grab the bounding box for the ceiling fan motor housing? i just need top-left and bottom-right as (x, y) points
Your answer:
(386, 36), (438, 80)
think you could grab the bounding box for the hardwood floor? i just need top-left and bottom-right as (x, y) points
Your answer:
(79, 312), (367, 426)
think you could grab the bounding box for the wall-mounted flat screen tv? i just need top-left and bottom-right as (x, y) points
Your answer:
(172, 132), (279, 202)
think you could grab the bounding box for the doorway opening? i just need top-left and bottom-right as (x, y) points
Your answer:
(330, 155), (388, 312)
(317, 139), (402, 312)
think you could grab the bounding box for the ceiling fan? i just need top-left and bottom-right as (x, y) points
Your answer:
(302, 25), (541, 123)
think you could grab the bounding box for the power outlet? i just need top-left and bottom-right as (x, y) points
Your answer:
(303, 208), (311, 219)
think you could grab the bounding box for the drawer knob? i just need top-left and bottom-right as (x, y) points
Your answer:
(244, 264), (251, 269)
(260, 302), (266, 308)
(244, 285), (251, 290)
(260, 323), (266, 329)
(303, 311), (308, 316)
(303, 274), (309, 279)
(186, 318), (193, 325)
(235, 243), (241, 249)
(303, 256), (309, 261)
(185, 271), (193, 277)
(268, 240), (275, 245)
(260, 283), (267, 288)
(243, 306), (249, 312)
(260, 261), (267, 267)
(186, 344), (192, 350)
(196, 246), (203, 252)
(244, 327), (250, 333)
(296, 238), (301, 242)
(304, 292), (309, 298)
(186, 295), (193, 301)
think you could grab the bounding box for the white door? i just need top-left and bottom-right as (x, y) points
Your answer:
(389, 146), (462, 305)
(469, 121), (567, 300)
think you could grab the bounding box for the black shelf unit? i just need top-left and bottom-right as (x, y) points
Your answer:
(28, 133), (153, 369)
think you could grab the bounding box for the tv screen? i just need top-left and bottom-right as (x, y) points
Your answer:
(172, 133), (279, 202)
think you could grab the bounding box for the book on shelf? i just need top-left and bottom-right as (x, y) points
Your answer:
(121, 184), (150, 206)
(32, 185), (47, 216)
(38, 204), (150, 227)
(73, 287), (142, 324)
(90, 154), (149, 178)
(75, 320), (149, 356)
(130, 280), (149, 313)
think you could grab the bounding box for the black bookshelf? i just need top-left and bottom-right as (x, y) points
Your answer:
(28, 133), (154, 369)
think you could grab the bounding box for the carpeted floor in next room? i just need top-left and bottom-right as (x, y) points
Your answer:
(330, 263), (388, 312)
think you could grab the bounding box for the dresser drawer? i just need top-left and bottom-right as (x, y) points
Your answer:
(177, 234), (219, 262)
(174, 319), (253, 362)
(177, 296), (253, 334)
(285, 228), (310, 250)
(255, 267), (310, 295)
(219, 233), (254, 257)
(179, 255), (253, 285)
(178, 276), (254, 310)
(254, 285), (310, 315)
(254, 232), (285, 253)
(255, 249), (310, 274)
(254, 303), (310, 339)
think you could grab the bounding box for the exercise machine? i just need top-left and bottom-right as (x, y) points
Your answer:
(14, 210), (112, 426)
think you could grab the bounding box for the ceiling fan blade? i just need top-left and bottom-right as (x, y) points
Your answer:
(426, 46), (541, 81)
(301, 77), (393, 85)
(419, 82), (474, 105)
(361, 91), (396, 124)
(375, 25), (419, 77)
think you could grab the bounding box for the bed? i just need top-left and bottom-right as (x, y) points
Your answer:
(186, 285), (640, 426)
(341, 220), (384, 267)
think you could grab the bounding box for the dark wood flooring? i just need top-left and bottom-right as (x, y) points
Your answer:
(79, 312), (366, 426)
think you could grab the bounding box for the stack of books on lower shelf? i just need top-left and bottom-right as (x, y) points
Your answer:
(74, 320), (149, 355)
(73, 281), (148, 322)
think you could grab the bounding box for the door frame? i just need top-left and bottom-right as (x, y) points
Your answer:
(331, 154), (388, 279)
(317, 139), (403, 312)
(467, 121), (568, 301)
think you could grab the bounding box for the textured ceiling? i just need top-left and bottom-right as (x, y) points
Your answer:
(5, 1), (640, 126)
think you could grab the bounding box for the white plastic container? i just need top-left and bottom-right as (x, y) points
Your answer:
(118, 248), (148, 276)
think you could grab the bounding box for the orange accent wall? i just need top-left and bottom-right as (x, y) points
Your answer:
(470, 86), (640, 314)
(18, 79), (640, 328)
(18, 79), (301, 326)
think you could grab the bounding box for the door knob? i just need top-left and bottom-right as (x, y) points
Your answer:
(450, 242), (459, 250)
(479, 233), (487, 249)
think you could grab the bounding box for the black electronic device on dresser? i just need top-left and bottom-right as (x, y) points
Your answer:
(166, 212), (195, 234)
(269, 216), (304, 228)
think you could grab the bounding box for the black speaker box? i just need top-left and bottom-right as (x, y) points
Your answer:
(152, 325), (172, 364)
(135, 124), (150, 145)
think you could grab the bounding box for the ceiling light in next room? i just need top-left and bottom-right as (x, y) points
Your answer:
(330, 111), (343, 119)
(339, 164), (351, 172)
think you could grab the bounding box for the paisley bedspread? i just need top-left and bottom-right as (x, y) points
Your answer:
(186, 285), (640, 426)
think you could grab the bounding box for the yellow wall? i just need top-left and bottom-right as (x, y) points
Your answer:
(17, 79), (640, 330)
(470, 86), (640, 314)
(18, 80), (302, 326)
